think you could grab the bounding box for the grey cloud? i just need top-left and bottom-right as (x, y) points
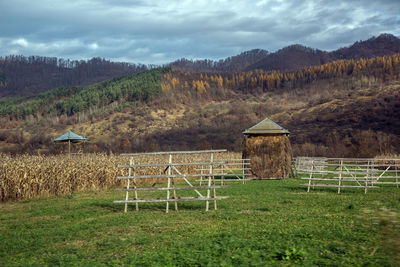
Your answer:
(0, 0), (399, 64)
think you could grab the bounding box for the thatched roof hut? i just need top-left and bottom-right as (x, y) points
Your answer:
(242, 118), (292, 179)
(54, 131), (87, 155)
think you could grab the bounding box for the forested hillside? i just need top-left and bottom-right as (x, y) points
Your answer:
(3, 53), (399, 120)
(163, 53), (400, 95)
(0, 56), (147, 97)
(0, 68), (167, 119)
(0, 53), (399, 157)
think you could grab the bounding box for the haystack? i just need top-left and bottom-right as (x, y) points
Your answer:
(242, 118), (292, 179)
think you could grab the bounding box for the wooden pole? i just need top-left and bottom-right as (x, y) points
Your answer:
(338, 160), (343, 194)
(133, 158), (138, 211)
(68, 140), (71, 157)
(242, 159), (245, 184)
(206, 152), (213, 211)
(199, 165), (203, 186)
(212, 153), (217, 210)
(172, 166), (204, 197)
(281, 135), (285, 179)
(121, 149), (227, 156)
(365, 160), (370, 194)
(166, 154), (171, 213)
(124, 157), (132, 213)
(221, 163), (224, 186)
(170, 154), (178, 211)
(307, 160), (314, 192)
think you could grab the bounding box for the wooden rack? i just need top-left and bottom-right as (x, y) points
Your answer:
(114, 149), (245, 213)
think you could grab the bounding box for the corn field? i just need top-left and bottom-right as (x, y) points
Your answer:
(0, 152), (241, 202)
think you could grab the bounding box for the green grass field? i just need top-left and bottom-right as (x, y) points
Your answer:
(1, 179), (400, 266)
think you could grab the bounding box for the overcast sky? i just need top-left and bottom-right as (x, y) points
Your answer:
(0, 0), (399, 64)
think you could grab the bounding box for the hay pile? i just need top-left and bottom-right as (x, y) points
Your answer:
(242, 135), (292, 179)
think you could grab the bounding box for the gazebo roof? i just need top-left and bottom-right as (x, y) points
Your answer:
(54, 131), (87, 142)
(243, 117), (290, 135)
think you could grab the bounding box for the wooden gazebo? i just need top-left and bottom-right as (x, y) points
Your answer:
(53, 131), (87, 155)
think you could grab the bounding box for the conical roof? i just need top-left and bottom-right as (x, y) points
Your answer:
(243, 118), (289, 134)
(54, 131), (87, 142)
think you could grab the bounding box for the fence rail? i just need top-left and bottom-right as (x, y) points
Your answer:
(296, 157), (399, 194)
(114, 149), (250, 212)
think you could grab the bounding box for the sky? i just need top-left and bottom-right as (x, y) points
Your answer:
(0, 0), (399, 65)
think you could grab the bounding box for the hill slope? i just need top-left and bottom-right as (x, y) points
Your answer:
(0, 56), (147, 97)
(0, 68), (167, 118)
(0, 54), (400, 157)
(332, 33), (400, 60)
(169, 49), (269, 72)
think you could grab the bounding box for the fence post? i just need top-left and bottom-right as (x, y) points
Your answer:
(338, 160), (343, 194)
(212, 153), (217, 210)
(221, 161), (224, 186)
(307, 160), (314, 192)
(133, 158), (139, 211)
(206, 152), (214, 211)
(124, 157), (132, 213)
(199, 165), (204, 186)
(365, 160), (370, 194)
(171, 154), (178, 211)
(166, 153), (171, 213)
(243, 159), (246, 184)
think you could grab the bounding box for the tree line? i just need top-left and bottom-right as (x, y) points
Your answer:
(0, 55), (148, 97)
(163, 53), (400, 96)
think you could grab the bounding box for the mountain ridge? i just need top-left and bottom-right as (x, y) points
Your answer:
(1, 33), (399, 97)
(171, 33), (400, 72)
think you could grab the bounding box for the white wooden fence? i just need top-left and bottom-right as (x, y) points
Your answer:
(114, 149), (250, 213)
(197, 158), (252, 185)
(297, 157), (400, 194)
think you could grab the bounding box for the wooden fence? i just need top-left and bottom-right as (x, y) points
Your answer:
(297, 157), (400, 194)
(197, 158), (252, 185)
(114, 149), (250, 212)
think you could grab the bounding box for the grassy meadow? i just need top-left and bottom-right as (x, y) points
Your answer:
(1, 179), (400, 266)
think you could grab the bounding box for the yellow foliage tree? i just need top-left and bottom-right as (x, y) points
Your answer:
(217, 75), (223, 88)
(196, 80), (206, 94)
